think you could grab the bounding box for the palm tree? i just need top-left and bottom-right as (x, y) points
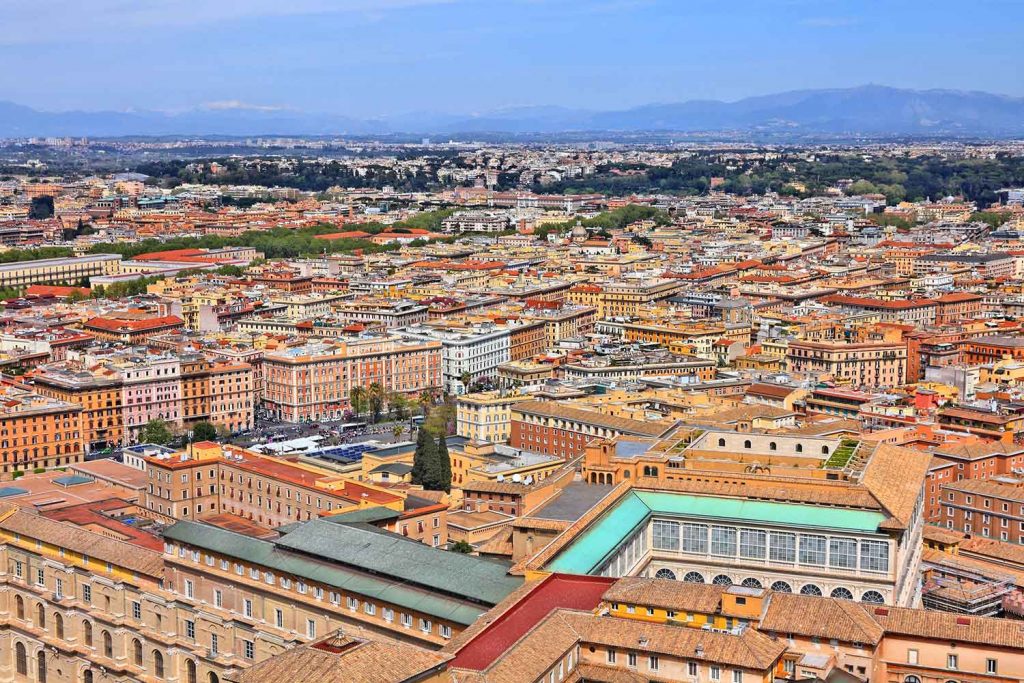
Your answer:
(349, 386), (366, 417)
(367, 382), (385, 424)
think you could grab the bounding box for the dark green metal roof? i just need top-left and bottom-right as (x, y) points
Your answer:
(163, 520), (521, 625)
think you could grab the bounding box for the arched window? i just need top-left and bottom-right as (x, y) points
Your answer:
(102, 631), (113, 659)
(133, 639), (143, 666)
(769, 442), (777, 451)
(770, 581), (792, 593)
(800, 584), (823, 596)
(861, 590), (885, 604)
(795, 444), (803, 453)
(83, 621), (93, 647)
(741, 578), (763, 589)
(84, 670), (94, 683)
(718, 438), (726, 447)
(208, 673), (220, 683)
(654, 568), (677, 581)
(153, 650), (165, 679)
(683, 571), (705, 583)
(830, 587), (854, 600)
(904, 677), (921, 683)
(37, 650), (47, 683)
(821, 446), (830, 455)
(36, 604), (46, 629)
(743, 440), (752, 449)
(622, 470), (630, 479)
(712, 574), (733, 586)
(55, 612), (64, 640)
(15, 642), (27, 676)
(15, 595), (24, 620)
(186, 660), (197, 683)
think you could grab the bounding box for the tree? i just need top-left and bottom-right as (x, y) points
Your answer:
(28, 196), (54, 219)
(388, 392), (409, 420)
(190, 421), (218, 442)
(367, 382), (385, 424)
(392, 423), (406, 440)
(349, 386), (366, 416)
(449, 540), (473, 554)
(139, 419), (174, 445)
(432, 434), (453, 493)
(411, 428), (437, 487)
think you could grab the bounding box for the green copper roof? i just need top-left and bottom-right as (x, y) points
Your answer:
(544, 490), (886, 575)
(163, 520), (522, 625)
(546, 491), (649, 574)
(633, 491), (886, 532)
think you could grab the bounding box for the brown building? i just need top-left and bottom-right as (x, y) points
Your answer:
(939, 476), (1024, 544)
(0, 385), (84, 475)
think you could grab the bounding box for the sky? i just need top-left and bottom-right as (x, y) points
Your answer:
(1, 0), (1022, 117)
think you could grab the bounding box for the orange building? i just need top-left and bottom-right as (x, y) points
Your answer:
(0, 385), (84, 475)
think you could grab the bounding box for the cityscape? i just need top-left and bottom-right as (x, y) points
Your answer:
(1, 2), (1024, 683)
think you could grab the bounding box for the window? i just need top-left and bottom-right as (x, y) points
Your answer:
(184, 579), (194, 599)
(769, 531), (796, 563)
(987, 659), (997, 675)
(710, 526), (737, 556)
(733, 671), (742, 683)
(214, 590), (223, 608)
(55, 612), (64, 639)
(185, 619), (195, 639)
(211, 633), (219, 656)
(829, 537), (858, 569)
(15, 642), (27, 676)
(627, 652), (637, 668)
(384, 608), (394, 622)
(275, 609), (284, 628)
(83, 621), (92, 647)
(799, 535), (827, 565)
(36, 567), (45, 586)
(652, 520), (680, 550)
(947, 654), (957, 670)
(907, 650), (919, 665)
(649, 656), (660, 671)
(711, 666), (721, 681)
(861, 591), (884, 604)
(655, 568), (677, 580)
(103, 631), (113, 658)
(306, 619), (316, 638)
(904, 677), (921, 683)
(132, 601), (142, 620)
(420, 618), (432, 633)
(860, 540), (889, 572)
(682, 523), (708, 553)
(243, 640), (255, 660)
(688, 662), (698, 677)
(401, 613), (412, 628)
(683, 571), (705, 583)
(607, 650), (617, 664)
(800, 584), (822, 596)
(154, 650), (165, 678)
(739, 529), (767, 559)
(243, 599), (253, 618)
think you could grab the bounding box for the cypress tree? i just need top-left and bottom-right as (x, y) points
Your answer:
(434, 435), (452, 493)
(411, 428), (434, 486)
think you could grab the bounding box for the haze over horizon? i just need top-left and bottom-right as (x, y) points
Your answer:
(2, 0), (1022, 118)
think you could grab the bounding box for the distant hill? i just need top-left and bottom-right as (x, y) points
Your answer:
(3, 86), (1024, 138)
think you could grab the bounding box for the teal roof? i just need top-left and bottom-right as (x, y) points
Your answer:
(546, 491), (649, 574)
(163, 519), (522, 625)
(633, 491), (886, 533)
(53, 475), (93, 487)
(0, 486), (27, 498)
(544, 490), (886, 575)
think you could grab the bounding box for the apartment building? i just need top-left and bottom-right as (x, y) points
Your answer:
(939, 477), (1024, 544)
(400, 324), (511, 395)
(510, 400), (677, 460)
(455, 390), (526, 443)
(593, 278), (682, 318)
(0, 385), (84, 474)
(31, 362), (124, 454)
(788, 340), (908, 387)
(262, 336), (441, 422)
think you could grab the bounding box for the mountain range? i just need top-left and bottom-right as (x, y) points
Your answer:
(3, 86), (1024, 138)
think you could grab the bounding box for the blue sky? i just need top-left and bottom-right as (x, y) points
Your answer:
(2, 0), (1022, 116)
